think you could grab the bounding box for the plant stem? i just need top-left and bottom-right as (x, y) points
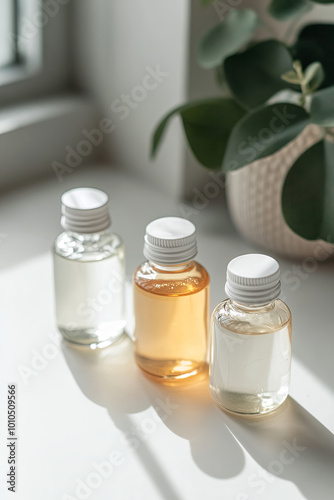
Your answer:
(284, 17), (300, 43)
(293, 61), (309, 104)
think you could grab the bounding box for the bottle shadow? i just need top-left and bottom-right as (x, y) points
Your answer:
(215, 396), (334, 500)
(61, 336), (333, 499)
(140, 371), (246, 479)
(62, 336), (231, 499)
(61, 334), (150, 415)
(61, 337), (245, 492)
(62, 335), (188, 500)
(142, 379), (334, 498)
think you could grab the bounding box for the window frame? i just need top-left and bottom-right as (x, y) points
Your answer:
(0, 0), (72, 108)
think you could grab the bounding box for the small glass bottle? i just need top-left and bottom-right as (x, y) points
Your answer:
(133, 217), (210, 383)
(53, 187), (126, 348)
(210, 254), (292, 415)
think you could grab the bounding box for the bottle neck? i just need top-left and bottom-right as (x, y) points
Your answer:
(64, 229), (111, 243)
(230, 299), (276, 314)
(149, 260), (194, 272)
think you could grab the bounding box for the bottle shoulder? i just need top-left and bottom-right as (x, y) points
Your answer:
(212, 299), (291, 335)
(54, 230), (124, 261)
(134, 260), (209, 296)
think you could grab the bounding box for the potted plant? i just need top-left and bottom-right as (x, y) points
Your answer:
(151, 2), (334, 259)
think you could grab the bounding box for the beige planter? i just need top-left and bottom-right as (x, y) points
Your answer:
(226, 124), (334, 259)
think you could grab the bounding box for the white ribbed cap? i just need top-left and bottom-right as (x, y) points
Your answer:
(60, 188), (111, 233)
(144, 217), (197, 265)
(225, 254), (281, 305)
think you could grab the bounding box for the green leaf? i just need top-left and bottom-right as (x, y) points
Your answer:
(303, 62), (322, 85)
(310, 86), (334, 127)
(224, 40), (296, 109)
(282, 142), (324, 240)
(281, 70), (301, 85)
(268, 0), (312, 21)
(311, 0), (334, 3)
(151, 98), (246, 169)
(303, 61), (325, 91)
(222, 103), (309, 171)
(282, 140), (334, 243)
(282, 61), (325, 92)
(198, 9), (258, 69)
(292, 24), (334, 89)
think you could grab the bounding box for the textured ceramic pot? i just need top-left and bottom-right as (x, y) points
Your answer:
(226, 124), (334, 259)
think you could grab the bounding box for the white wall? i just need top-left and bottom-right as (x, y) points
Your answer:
(71, 0), (191, 199)
(70, 0), (334, 199)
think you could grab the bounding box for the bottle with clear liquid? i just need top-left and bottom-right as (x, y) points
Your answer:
(133, 217), (210, 383)
(53, 187), (126, 348)
(210, 254), (292, 415)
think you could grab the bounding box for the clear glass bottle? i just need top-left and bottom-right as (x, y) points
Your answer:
(210, 254), (292, 415)
(53, 187), (126, 348)
(133, 217), (210, 383)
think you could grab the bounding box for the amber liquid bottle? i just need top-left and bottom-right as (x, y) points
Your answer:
(133, 217), (210, 384)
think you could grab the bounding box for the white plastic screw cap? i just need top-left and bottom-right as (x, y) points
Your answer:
(144, 216), (197, 265)
(60, 187), (111, 233)
(225, 253), (281, 305)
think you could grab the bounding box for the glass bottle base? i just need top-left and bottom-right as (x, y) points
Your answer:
(210, 387), (288, 416)
(59, 325), (126, 349)
(135, 354), (208, 385)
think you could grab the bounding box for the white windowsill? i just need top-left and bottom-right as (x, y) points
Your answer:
(0, 63), (40, 88)
(0, 94), (99, 189)
(0, 94), (94, 135)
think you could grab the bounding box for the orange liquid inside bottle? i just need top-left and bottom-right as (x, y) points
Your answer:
(134, 260), (210, 384)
